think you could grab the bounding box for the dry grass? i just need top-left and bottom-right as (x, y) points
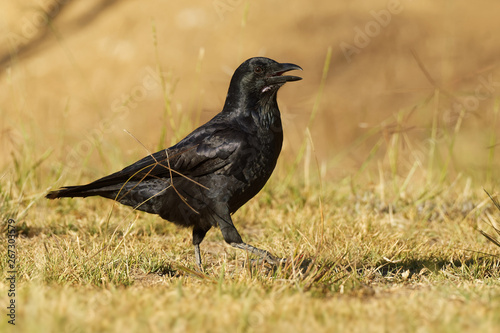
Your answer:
(1, 1), (500, 332)
(1, 178), (500, 332)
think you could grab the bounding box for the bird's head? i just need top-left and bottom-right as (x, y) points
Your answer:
(239, 57), (302, 94)
(224, 57), (302, 111)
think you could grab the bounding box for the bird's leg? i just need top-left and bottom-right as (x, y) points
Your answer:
(230, 242), (286, 265)
(194, 244), (203, 270)
(192, 226), (209, 271)
(216, 212), (285, 265)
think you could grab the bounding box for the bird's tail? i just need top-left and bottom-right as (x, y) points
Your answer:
(46, 180), (169, 216)
(46, 185), (103, 199)
(46, 182), (125, 199)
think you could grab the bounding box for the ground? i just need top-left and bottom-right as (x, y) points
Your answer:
(1, 1), (500, 332)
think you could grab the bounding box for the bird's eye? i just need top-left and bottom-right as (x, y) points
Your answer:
(254, 66), (263, 74)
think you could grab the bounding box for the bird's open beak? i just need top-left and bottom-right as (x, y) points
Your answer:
(267, 63), (303, 85)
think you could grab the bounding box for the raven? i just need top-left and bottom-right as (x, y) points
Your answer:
(46, 57), (302, 268)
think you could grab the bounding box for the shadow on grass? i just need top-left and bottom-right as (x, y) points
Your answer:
(364, 255), (500, 281)
(150, 265), (179, 277)
(144, 253), (499, 281)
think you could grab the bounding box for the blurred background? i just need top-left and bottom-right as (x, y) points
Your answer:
(1, 0), (500, 189)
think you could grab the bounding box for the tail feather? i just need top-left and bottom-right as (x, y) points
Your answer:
(46, 185), (107, 199)
(46, 178), (169, 202)
(47, 179), (172, 216)
(46, 181), (127, 199)
(46, 187), (71, 199)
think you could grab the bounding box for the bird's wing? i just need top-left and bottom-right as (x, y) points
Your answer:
(78, 127), (245, 190)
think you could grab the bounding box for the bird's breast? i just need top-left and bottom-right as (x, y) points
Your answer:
(227, 129), (282, 213)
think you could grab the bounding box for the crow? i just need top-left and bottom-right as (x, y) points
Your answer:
(46, 57), (302, 268)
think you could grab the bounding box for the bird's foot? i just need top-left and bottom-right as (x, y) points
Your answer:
(231, 242), (285, 266)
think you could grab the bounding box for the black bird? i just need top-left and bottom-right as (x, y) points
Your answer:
(46, 57), (302, 268)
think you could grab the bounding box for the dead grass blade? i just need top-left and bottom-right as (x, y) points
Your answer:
(479, 189), (500, 251)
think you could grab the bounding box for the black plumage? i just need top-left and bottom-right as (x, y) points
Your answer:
(46, 57), (302, 268)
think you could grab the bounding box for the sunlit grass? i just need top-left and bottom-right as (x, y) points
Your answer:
(2, 75), (500, 330)
(2, 120), (500, 331)
(2, 2), (500, 332)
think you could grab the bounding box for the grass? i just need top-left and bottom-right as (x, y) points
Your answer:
(2, 1), (500, 332)
(1, 146), (500, 332)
